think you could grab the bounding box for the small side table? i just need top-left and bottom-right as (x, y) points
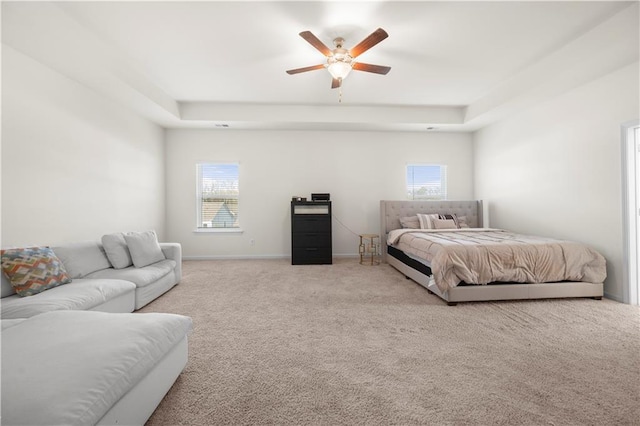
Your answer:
(359, 234), (380, 265)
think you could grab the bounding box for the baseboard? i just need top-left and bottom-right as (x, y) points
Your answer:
(183, 255), (287, 260)
(603, 291), (624, 303)
(183, 253), (361, 261)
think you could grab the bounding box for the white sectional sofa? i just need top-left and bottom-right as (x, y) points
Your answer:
(1, 235), (182, 319)
(1, 233), (188, 425)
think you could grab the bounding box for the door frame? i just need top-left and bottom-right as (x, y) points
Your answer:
(621, 120), (639, 305)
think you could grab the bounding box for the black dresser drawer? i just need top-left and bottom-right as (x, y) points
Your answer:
(292, 232), (332, 248)
(292, 216), (331, 233)
(292, 247), (332, 265)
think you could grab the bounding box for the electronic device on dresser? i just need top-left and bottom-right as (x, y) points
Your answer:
(291, 199), (332, 265)
(311, 193), (330, 202)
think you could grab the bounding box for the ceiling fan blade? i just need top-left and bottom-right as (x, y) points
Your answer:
(349, 28), (389, 58)
(299, 31), (332, 56)
(286, 64), (326, 75)
(331, 78), (342, 89)
(352, 62), (391, 75)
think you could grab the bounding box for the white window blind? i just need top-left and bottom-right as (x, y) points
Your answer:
(406, 164), (447, 200)
(196, 163), (239, 229)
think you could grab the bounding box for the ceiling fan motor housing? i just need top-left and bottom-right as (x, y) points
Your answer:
(328, 46), (353, 66)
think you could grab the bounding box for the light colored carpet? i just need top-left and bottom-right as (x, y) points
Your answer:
(140, 258), (640, 425)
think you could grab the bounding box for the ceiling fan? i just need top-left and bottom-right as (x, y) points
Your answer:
(286, 28), (391, 90)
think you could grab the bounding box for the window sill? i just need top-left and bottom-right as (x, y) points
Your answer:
(193, 228), (244, 234)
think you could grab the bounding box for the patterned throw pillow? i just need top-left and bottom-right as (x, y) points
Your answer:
(0, 247), (72, 297)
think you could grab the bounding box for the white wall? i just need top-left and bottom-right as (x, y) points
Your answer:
(166, 130), (473, 258)
(474, 61), (640, 301)
(1, 46), (166, 246)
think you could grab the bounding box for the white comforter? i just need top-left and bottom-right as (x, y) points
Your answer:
(388, 228), (607, 291)
(1, 310), (192, 426)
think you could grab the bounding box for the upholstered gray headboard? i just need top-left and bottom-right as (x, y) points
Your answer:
(379, 200), (483, 261)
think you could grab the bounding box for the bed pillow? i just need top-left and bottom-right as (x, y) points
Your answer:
(101, 233), (133, 269)
(124, 231), (165, 268)
(0, 247), (72, 297)
(438, 213), (461, 228)
(417, 213), (439, 229)
(457, 215), (470, 228)
(399, 216), (420, 229)
(432, 218), (458, 229)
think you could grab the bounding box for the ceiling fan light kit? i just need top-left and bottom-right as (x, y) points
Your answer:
(326, 38), (353, 80)
(286, 28), (391, 101)
(327, 61), (352, 80)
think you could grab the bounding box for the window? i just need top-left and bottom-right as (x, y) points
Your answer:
(196, 163), (239, 230)
(406, 164), (447, 200)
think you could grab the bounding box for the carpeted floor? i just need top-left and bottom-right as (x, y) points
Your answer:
(140, 259), (640, 425)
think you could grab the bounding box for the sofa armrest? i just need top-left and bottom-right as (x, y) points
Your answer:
(160, 243), (182, 283)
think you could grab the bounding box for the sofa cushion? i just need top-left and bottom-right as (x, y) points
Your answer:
(1, 247), (72, 297)
(2, 318), (26, 330)
(84, 259), (176, 288)
(0, 279), (136, 319)
(52, 242), (112, 279)
(101, 233), (133, 269)
(2, 310), (192, 426)
(1, 271), (16, 298)
(124, 231), (165, 268)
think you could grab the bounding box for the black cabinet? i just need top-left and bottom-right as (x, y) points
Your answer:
(291, 201), (332, 265)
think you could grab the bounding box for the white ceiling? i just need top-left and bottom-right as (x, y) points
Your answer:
(2, 1), (638, 131)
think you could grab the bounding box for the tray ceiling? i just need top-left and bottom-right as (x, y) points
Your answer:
(2, 1), (637, 131)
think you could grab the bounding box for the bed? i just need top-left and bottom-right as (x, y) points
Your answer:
(380, 200), (605, 305)
(1, 310), (192, 425)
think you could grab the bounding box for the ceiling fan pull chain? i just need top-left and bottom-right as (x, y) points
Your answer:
(339, 87), (343, 103)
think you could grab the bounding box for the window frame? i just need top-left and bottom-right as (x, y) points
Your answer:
(406, 164), (448, 201)
(194, 162), (242, 233)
